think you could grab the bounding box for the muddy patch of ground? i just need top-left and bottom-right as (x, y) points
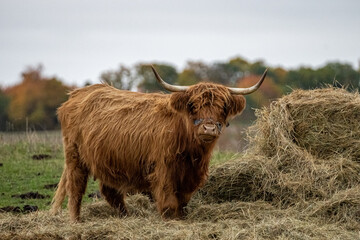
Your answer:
(31, 154), (51, 160)
(0, 205), (38, 213)
(11, 191), (49, 199)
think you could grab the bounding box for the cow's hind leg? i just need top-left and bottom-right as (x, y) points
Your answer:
(50, 166), (68, 215)
(65, 143), (89, 222)
(99, 182), (127, 216)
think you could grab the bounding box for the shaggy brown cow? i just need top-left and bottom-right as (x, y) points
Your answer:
(51, 66), (267, 222)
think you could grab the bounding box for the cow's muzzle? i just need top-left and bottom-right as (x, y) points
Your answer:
(198, 122), (220, 143)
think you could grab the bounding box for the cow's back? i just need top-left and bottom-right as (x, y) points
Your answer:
(58, 84), (182, 189)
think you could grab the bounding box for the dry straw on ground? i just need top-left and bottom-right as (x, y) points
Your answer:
(1, 87), (360, 239)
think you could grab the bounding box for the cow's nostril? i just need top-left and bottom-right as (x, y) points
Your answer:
(203, 124), (216, 132)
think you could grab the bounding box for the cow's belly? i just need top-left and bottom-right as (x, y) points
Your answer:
(95, 168), (151, 193)
(84, 155), (152, 194)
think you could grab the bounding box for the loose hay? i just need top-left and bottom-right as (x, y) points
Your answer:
(1, 87), (360, 239)
(1, 195), (358, 240)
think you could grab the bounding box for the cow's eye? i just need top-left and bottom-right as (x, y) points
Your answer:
(194, 119), (203, 125)
(226, 122), (230, 127)
(216, 122), (223, 131)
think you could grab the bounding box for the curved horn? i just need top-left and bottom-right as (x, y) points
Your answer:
(151, 65), (189, 92)
(228, 68), (268, 95)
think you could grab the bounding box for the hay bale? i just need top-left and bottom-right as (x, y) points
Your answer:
(248, 88), (360, 203)
(201, 88), (360, 209)
(249, 87), (360, 161)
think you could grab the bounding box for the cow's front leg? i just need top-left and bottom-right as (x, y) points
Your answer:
(153, 183), (180, 219)
(158, 192), (193, 219)
(159, 194), (179, 219)
(176, 192), (193, 218)
(99, 182), (127, 217)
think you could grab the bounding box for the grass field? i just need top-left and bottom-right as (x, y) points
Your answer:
(0, 132), (93, 211)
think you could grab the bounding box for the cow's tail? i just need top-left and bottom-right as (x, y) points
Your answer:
(50, 166), (67, 215)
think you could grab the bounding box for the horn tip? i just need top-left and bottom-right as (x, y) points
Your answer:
(260, 68), (269, 79)
(150, 65), (158, 76)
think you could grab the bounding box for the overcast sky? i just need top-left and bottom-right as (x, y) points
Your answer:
(1, 0), (359, 87)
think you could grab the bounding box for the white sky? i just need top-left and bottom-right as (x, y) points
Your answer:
(1, 0), (359, 87)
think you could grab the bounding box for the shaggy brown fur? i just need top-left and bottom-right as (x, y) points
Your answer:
(51, 82), (246, 222)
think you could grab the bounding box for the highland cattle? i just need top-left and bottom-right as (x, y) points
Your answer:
(51, 66), (267, 222)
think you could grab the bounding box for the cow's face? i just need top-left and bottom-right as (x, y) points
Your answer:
(170, 83), (246, 144)
(151, 65), (267, 144)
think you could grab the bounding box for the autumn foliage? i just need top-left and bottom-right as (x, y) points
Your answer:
(2, 66), (71, 131)
(236, 74), (283, 119)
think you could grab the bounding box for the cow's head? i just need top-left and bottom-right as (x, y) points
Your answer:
(151, 66), (267, 144)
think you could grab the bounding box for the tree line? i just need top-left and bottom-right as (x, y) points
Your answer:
(1, 57), (359, 131)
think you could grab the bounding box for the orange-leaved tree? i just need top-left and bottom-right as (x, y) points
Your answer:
(236, 74), (283, 121)
(5, 65), (71, 130)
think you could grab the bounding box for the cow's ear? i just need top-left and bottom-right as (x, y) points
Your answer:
(170, 92), (190, 112)
(228, 95), (246, 116)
